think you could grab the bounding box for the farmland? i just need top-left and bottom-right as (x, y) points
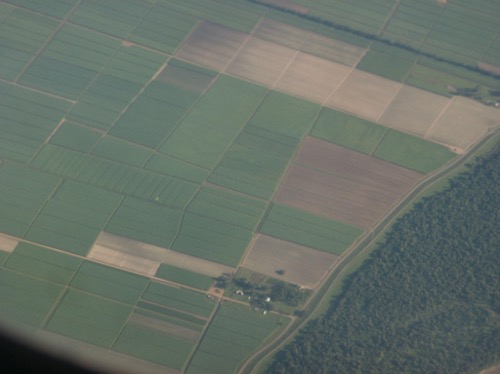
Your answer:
(0, 0), (498, 373)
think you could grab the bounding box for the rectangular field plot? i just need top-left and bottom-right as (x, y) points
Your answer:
(105, 197), (183, 249)
(427, 96), (500, 150)
(0, 234), (18, 253)
(70, 261), (149, 304)
(90, 136), (152, 167)
(311, 107), (388, 155)
(274, 137), (423, 228)
(374, 129), (456, 173)
(0, 7), (59, 80)
(110, 80), (201, 148)
(226, 37), (297, 86)
(249, 90), (320, 139)
(158, 59), (217, 94)
(0, 85), (71, 163)
(186, 302), (289, 374)
(242, 234), (338, 288)
(327, 69), (402, 121)
(260, 204), (363, 255)
(356, 42), (418, 82)
(2, 0), (78, 19)
(90, 232), (234, 278)
(49, 121), (102, 152)
(160, 75), (267, 169)
(378, 85), (451, 136)
(274, 52), (352, 104)
(208, 125), (299, 199)
(24, 180), (122, 256)
(69, 0), (153, 38)
(254, 18), (366, 66)
(128, 1), (198, 53)
(171, 213), (254, 267)
(175, 21), (248, 71)
(145, 154), (210, 184)
(187, 186), (267, 231)
(113, 323), (195, 370)
(19, 24), (121, 99)
(46, 289), (133, 348)
(31, 145), (199, 209)
(0, 163), (60, 237)
(0, 269), (63, 327)
(4, 242), (81, 284)
(155, 264), (214, 291)
(141, 281), (215, 319)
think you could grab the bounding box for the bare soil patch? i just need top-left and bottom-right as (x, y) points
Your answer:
(242, 234), (338, 288)
(274, 137), (423, 228)
(89, 232), (235, 278)
(274, 52), (351, 103)
(327, 69), (402, 121)
(254, 18), (366, 66)
(427, 96), (499, 149)
(175, 21), (248, 71)
(226, 36), (297, 86)
(379, 85), (451, 136)
(0, 234), (19, 252)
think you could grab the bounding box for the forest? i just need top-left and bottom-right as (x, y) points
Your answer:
(266, 145), (500, 373)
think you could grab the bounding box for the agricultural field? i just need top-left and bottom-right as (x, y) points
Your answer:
(1, 0), (499, 373)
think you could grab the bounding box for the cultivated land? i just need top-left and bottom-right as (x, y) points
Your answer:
(0, 0), (499, 373)
(274, 137), (424, 228)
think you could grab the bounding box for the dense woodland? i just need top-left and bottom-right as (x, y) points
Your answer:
(266, 145), (500, 373)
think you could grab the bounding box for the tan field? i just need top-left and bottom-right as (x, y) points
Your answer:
(175, 21), (248, 71)
(274, 52), (352, 103)
(379, 85), (451, 136)
(274, 137), (423, 228)
(326, 69), (403, 121)
(226, 37), (297, 86)
(0, 234), (19, 252)
(254, 18), (366, 66)
(157, 63), (215, 93)
(89, 232), (235, 278)
(242, 234), (338, 288)
(427, 96), (500, 149)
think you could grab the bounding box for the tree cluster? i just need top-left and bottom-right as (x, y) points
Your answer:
(266, 146), (500, 373)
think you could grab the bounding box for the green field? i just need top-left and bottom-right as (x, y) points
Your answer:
(373, 129), (457, 173)
(4, 242), (81, 284)
(49, 121), (102, 152)
(105, 196), (183, 247)
(24, 180), (122, 255)
(311, 107), (388, 155)
(260, 204), (364, 255)
(160, 75), (268, 169)
(0, 85), (70, 163)
(90, 135), (153, 167)
(0, 163), (61, 237)
(186, 302), (289, 374)
(155, 263), (214, 291)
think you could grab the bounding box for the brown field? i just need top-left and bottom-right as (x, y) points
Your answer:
(427, 96), (499, 149)
(89, 232), (234, 278)
(379, 85), (451, 136)
(326, 69), (403, 121)
(0, 234), (19, 252)
(254, 18), (366, 66)
(274, 52), (352, 103)
(274, 137), (423, 228)
(242, 234), (338, 288)
(175, 22), (248, 71)
(128, 312), (200, 342)
(226, 37), (297, 86)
